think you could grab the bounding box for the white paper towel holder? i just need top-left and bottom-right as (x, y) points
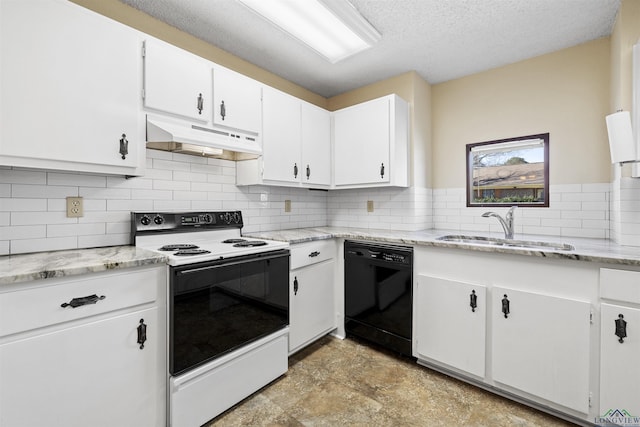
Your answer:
(606, 110), (638, 164)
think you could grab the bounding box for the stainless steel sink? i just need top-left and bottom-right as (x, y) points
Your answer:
(436, 235), (574, 251)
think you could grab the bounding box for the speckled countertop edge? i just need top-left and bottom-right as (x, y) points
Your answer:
(0, 246), (167, 287)
(245, 227), (640, 267)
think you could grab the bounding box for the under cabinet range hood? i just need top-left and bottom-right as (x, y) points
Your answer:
(145, 115), (261, 158)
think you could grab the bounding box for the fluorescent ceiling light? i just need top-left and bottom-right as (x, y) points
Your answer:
(237, 0), (381, 63)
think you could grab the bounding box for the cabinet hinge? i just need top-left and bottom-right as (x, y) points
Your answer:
(141, 43), (146, 58)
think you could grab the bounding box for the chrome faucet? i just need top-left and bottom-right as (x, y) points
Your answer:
(482, 206), (517, 239)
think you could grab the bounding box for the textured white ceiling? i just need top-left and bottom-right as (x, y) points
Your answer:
(119, 0), (620, 98)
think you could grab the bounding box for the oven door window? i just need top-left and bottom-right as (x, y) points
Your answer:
(170, 251), (289, 376)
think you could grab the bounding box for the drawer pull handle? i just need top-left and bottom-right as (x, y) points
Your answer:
(470, 290), (477, 312)
(309, 251), (320, 258)
(137, 319), (147, 350)
(615, 314), (627, 344)
(60, 294), (106, 309)
(501, 294), (510, 318)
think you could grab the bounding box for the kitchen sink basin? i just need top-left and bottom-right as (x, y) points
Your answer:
(436, 235), (574, 251)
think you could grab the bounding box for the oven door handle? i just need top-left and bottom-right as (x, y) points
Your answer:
(174, 250), (289, 276)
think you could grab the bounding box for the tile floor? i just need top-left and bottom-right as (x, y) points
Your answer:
(207, 336), (577, 426)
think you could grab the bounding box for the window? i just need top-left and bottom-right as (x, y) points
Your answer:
(466, 133), (549, 207)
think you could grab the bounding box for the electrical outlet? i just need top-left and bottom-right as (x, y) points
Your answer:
(367, 200), (374, 212)
(66, 196), (83, 218)
(284, 200), (292, 213)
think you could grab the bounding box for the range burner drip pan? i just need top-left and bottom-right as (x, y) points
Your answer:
(233, 241), (268, 247)
(222, 239), (246, 244)
(159, 244), (199, 251)
(174, 249), (211, 256)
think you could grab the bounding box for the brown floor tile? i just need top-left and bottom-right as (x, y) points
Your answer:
(206, 336), (577, 427)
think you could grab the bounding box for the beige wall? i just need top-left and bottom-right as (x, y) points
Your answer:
(610, 0), (640, 113)
(432, 37), (611, 189)
(70, 0), (327, 108)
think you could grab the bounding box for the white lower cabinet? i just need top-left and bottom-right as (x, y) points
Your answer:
(599, 268), (640, 419)
(600, 303), (640, 419)
(414, 275), (486, 378)
(289, 240), (336, 353)
(491, 286), (591, 413)
(0, 266), (166, 427)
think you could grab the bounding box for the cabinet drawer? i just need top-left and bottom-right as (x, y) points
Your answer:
(600, 268), (640, 304)
(290, 240), (336, 270)
(0, 267), (162, 337)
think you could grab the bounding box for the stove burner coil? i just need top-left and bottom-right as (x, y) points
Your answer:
(173, 249), (211, 256)
(159, 244), (199, 251)
(222, 239), (246, 244)
(233, 241), (268, 247)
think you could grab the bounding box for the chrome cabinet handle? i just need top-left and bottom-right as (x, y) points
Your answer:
(220, 100), (225, 120)
(137, 319), (147, 350)
(615, 314), (627, 343)
(470, 290), (477, 312)
(61, 294), (106, 308)
(501, 294), (510, 318)
(197, 93), (204, 115)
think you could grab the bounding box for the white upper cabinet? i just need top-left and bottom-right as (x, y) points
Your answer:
(236, 88), (331, 188)
(262, 86), (302, 182)
(212, 66), (262, 134)
(301, 102), (332, 187)
(143, 38), (212, 124)
(0, 0), (145, 176)
(333, 94), (409, 188)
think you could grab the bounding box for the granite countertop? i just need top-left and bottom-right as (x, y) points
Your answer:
(0, 246), (167, 286)
(245, 226), (640, 267)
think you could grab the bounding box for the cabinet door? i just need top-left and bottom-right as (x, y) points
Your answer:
(289, 261), (336, 352)
(301, 102), (331, 187)
(262, 87), (301, 183)
(212, 66), (262, 133)
(143, 38), (212, 123)
(0, 308), (161, 427)
(0, 0), (143, 175)
(333, 97), (390, 185)
(600, 303), (640, 418)
(492, 287), (591, 413)
(414, 275), (486, 378)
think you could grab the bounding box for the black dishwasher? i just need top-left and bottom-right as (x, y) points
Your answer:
(344, 240), (413, 357)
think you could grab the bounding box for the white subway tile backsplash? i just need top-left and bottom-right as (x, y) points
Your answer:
(48, 172), (106, 187)
(11, 236), (77, 254)
(0, 225), (46, 240)
(1, 199), (47, 212)
(47, 223), (106, 238)
(0, 169), (47, 185)
(12, 184), (78, 199)
(0, 184), (10, 197)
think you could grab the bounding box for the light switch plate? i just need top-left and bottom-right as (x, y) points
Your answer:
(367, 200), (374, 212)
(66, 196), (83, 218)
(284, 200), (292, 213)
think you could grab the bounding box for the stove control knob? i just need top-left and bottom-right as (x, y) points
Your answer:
(233, 212), (241, 223)
(203, 214), (213, 224)
(153, 215), (164, 225)
(223, 212), (231, 224)
(140, 215), (151, 226)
